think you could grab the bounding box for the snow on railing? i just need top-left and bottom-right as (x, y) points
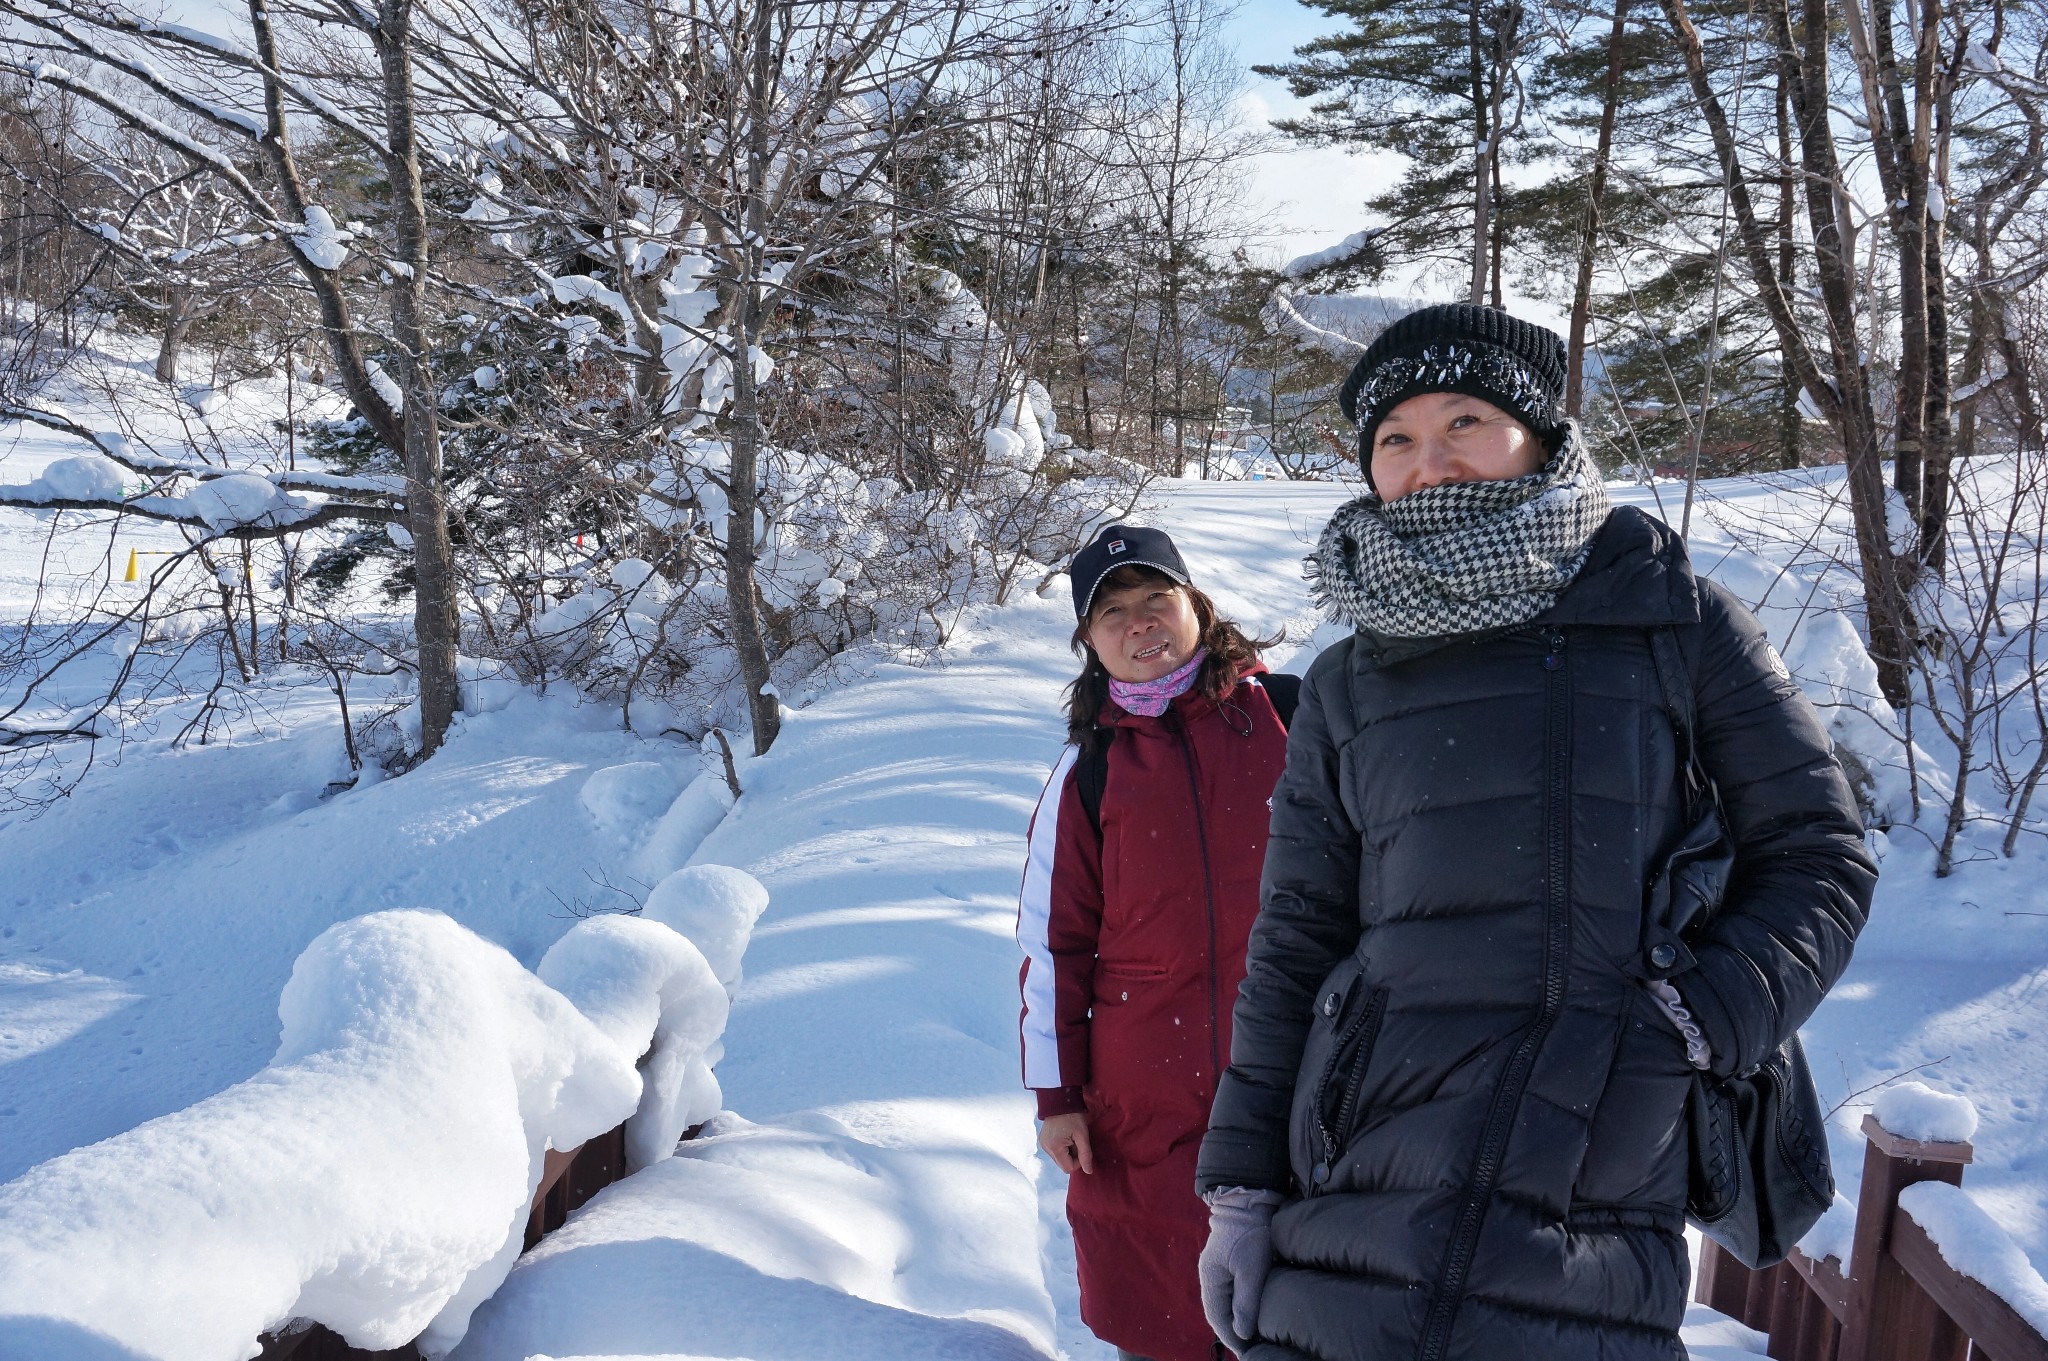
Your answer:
(1695, 1082), (2048, 1361)
(0, 868), (764, 1361)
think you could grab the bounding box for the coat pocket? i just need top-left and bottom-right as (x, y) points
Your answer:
(1288, 953), (1388, 1196)
(1087, 962), (1209, 1170)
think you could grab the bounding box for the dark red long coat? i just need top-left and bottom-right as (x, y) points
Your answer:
(1018, 670), (1290, 1361)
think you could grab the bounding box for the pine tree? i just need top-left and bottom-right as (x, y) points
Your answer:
(1256, 0), (1542, 303)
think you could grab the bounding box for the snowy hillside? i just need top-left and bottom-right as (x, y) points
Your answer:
(1291, 292), (1429, 337)
(3, 399), (2046, 1354)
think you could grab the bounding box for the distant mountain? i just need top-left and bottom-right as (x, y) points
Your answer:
(1290, 292), (1435, 341)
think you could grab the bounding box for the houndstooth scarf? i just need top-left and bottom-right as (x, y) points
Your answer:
(1311, 423), (1611, 639)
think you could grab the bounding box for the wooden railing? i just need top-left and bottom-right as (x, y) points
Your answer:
(256, 1122), (639, 1361)
(1697, 1114), (2048, 1361)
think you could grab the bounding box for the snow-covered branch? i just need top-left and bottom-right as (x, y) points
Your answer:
(1263, 289), (1368, 358)
(0, 50), (278, 217)
(0, 486), (401, 535)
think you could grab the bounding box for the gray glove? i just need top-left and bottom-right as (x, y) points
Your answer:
(1198, 1186), (1283, 1355)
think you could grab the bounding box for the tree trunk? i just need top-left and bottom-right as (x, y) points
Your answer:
(726, 320), (779, 755)
(1776, 64), (1802, 469)
(1920, 213), (1954, 570)
(1565, 0), (1630, 418)
(1075, 284), (1096, 449)
(156, 285), (193, 385)
(1662, 0), (1913, 707)
(1467, 0), (1488, 306)
(1961, 10), (2045, 457)
(246, 0), (404, 455)
(1488, 145), (1505, 308)
(1916, 21), (1955, 572)
(376, 0), (460, 758)
(725, 0), (782, 757)
(1781, 0), (1914, 707)
(1867, 0), (1929, 523)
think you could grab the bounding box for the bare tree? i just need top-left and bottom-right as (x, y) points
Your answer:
(2, 0), (465, 756)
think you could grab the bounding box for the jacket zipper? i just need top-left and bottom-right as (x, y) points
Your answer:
(1309, 984), (1388, 1194)
(1416, 630), (1576, 1361)
(1331, 987), (1389, 1152)
(1167, 709), (1225, 1086)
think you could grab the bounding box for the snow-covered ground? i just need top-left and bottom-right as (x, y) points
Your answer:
(4, 364), (2045, 1355)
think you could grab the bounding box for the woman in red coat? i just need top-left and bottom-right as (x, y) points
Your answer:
(1018, 523), (1292, 1361)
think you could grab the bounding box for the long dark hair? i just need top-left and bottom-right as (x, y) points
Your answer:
(1064, 564), (1280, 753)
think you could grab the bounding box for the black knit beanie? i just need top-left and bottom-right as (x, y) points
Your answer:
(1338, 303), (1568, 491)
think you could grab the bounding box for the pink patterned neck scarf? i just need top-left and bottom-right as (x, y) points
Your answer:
(1109, 647), (1208, 717)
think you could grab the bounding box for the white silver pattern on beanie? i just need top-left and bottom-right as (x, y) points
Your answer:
(1310, 422), (1611, 639)
(1349, 342), (1560, 440)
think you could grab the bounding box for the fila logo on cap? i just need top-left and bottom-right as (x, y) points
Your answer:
(1107, 539), (1126, 555)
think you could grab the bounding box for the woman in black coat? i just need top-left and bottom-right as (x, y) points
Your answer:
(1194, 305), (1877, 1361)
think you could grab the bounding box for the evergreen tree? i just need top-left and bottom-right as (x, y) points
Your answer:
(1255, 0), (1544, 303)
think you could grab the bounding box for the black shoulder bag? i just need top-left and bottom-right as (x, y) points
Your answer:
(1647, 627), (1834, 1271)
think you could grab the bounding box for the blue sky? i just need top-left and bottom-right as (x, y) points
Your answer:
(1223, 0), (1399, 268)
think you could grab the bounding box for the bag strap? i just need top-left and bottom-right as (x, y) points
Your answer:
(1259, 671), (1302, 728)
(1647, 626), (1714, 821)
(1077, 730), (1113, 835)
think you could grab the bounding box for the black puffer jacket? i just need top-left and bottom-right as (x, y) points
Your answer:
(1197, 507), (1876, 1361)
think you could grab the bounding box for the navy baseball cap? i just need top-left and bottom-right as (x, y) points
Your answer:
(1070, 523), (1191, 620)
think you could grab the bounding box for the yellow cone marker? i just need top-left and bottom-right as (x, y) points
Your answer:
(125, 548), (139, 582)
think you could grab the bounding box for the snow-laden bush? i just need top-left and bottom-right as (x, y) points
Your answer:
(1687, 453), (2048, 871)
(0, 882), (763, 1360)
(1700, 537), (1914, 829)
(483, 427), (1137, 738)
(261, 207), (1147, 756)
(18, 452), (128, 501)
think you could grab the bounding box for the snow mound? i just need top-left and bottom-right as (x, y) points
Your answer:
(292, 205), (350, 272)
(629, 770), (737, 884)
(33, 454), (129, 501)
(537, 915), (728, 1171)
(184, 386), (228, 417)
(641, 864), (770, 993)
(1281, 228), (1381, 280)
(578, 762), (683, 842)
(609, 557), (656, 591)
(1694, 537), (1911, 826)
(1873, 1080), (1980, 1144)
(0, 908), (733, 1360)
(456, 655), (524, 715)
(1898, 1181), (2048, 1337)
(186, 473), (290, 529)
(985, 426), (1026, 463)
(1795, 1192), (1857, 1268)
(1679, 1303), (1769, 1359)
(449, 1114), (1054, 1361)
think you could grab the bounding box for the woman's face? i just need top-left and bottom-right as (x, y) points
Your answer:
(1369, 391), (1545, 501)
(1087, 576), (1201, 684)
